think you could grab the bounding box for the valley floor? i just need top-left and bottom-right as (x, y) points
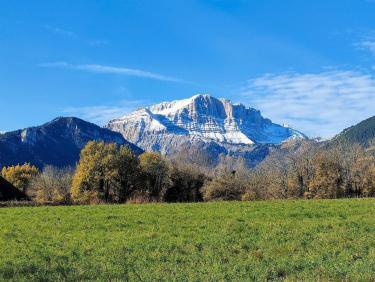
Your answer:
(0, 199), (375, 281)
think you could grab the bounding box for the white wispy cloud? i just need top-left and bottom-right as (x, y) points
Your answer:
(353, 29), (375, 57)
(63, 100), (144, 125)
(88, 40), (110, 46)
(241, 70), (375, 138)
(44, 25), (77, 38)
(356, 39), (375, 56)
(43, 25), (109, 47)
(39, 62), (182, 82)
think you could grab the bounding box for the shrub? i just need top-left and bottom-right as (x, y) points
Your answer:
(126, 191), (155, 204)
(202, 173), (244, 201)
(29, 166), (73, 204)
(241, 191), (257, 201)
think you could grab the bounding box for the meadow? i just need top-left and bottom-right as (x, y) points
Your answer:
(0, 199), (375, 281)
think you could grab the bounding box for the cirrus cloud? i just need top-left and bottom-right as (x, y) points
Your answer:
(241, 70), (375, 138)
(39, 62), (183, 82)
(358, 40), (375, 55)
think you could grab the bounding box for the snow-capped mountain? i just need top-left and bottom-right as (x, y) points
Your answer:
(107, 94), (305, 165)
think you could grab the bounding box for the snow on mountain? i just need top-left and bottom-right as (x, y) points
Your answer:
(107, 95), (305, 165)
(107, 94), (306, 165)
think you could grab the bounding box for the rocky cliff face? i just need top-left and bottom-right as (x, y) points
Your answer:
(107, 94), (305, 166)
(0, 117), (142, 168)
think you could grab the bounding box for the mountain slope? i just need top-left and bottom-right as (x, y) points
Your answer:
(331, 115), (375, 147)
(0, 117), (143, 168)
(107, 94), (305, 166)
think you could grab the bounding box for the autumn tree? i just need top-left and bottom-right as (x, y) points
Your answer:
(71, 141), (138, 203)
(307, 152), (343, 199)
(114, 145), (139, 202)
(242, 170), (265, 201)
(338, 143), (375, 197)
(1, 163), (39, 193)
(348, 154), (375, 197)
(286, 142), (318, 198)
(164, 160), (206, 202)
(137, 152), (170, 201)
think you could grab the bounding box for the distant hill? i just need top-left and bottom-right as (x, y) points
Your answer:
(0, 176), (27, 201)
(0, 117), (143, 168)
(331, 115), (375, 147)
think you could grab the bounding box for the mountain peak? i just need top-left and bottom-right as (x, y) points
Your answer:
(108, 94), (306, 153)
(47, 116), (93, 127)
(191, 93), (212, 99)
(190, 93), (225, 103)
(50, 116), (78, 123)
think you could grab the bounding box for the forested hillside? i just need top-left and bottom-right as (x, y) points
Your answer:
(331, 115), (375, 147)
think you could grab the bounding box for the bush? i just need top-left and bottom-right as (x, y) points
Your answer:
(29, 166), (73, 204)
(126, 191), (155, 204)
(202, 173), (244, 201)
(241, 191), (257, 201)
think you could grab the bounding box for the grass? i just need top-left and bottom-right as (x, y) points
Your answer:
(0, 199), (375, 281)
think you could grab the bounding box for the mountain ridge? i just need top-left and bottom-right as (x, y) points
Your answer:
(0, 117), (142, 168)
(109, 94), (305, 145)
(107, 94), (306, 166)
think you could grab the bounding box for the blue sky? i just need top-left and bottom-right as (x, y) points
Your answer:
(2, 0), (375, 137)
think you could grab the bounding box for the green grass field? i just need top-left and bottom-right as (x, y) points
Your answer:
(1, 199), (375, 281)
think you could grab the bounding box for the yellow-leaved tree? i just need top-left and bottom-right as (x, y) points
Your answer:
(71, 141), (138, 203)
(1, 163), (39, 193)
(138, 152), (170, 201)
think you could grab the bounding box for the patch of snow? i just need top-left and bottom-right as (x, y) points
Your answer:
(149, 97), (193, 116)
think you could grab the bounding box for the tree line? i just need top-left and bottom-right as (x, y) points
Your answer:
(1, 141), (206, 204)
(213, 140), (375, 201)
(1, 140), (375, 204)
